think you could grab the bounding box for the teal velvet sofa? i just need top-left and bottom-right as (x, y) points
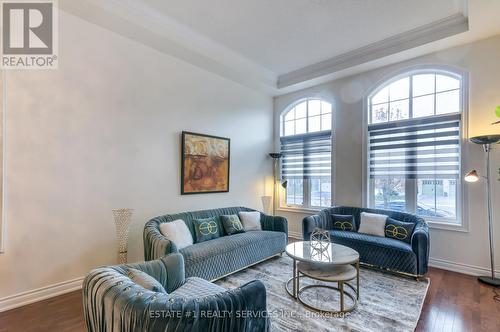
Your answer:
(144, 207), (288, 281)
(83, 253), (269, 332)
(303, 206), (429, 277)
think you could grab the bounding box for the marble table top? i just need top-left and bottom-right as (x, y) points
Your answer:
(285, 241), (359, 265)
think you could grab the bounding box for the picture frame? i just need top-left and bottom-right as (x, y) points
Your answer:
(181, 131), (230, 195)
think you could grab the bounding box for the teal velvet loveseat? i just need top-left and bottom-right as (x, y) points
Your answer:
(144, 207), (288, 281)
(303, 206), (429, 278)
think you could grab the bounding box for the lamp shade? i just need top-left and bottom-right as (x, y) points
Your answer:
(469, 135), (500, 145)
(464, 170), (480, 183)
(269, 152), (283, 159)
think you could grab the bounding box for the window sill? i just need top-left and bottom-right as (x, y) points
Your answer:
(278, 206), (469, 232)
(277, 206), (322, 214)
(426, 219), (468, 233)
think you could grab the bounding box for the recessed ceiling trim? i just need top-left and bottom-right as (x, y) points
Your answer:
(61, 0), (277, 93)
(277, 14), (469, 89)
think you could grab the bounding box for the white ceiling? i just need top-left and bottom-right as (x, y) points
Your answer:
(62, 0), (500, 95)
(141, 0), (464, 75)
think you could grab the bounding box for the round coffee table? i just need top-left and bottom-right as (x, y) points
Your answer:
(285, 241), (360, 314)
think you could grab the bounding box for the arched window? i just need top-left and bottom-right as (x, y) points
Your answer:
(281, 98), (332, 136)
(367, 70), (464, 224)
(370, 72), (461, 123)
(280, 98), (333, 208)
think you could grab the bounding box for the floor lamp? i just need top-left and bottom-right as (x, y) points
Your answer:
(464, 134), (500, 287)
(269, 152), (287, 215)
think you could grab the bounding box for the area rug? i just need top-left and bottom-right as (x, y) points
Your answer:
(215, 256), (429, 332)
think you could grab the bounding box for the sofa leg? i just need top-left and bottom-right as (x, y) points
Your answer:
(415, 277), (420, 282)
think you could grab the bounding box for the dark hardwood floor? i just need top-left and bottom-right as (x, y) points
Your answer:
(0, 290), (85, 332)
(417, 268), (500, 332)
(0, 267), (499, 331)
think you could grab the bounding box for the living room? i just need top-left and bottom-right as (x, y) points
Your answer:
(0, 0), (499, 331)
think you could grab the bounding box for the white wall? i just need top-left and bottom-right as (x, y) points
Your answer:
(275, 35), (500, 276)
(0, 10), (274, 301)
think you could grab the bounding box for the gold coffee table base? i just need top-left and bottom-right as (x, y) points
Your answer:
(285, 241), (361, 314)
(299, 282), (358, 314)
(285, 275), (305, 298)
(285, 275), (358, 314)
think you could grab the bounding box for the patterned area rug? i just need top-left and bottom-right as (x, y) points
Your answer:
(215, 256), (429, 332)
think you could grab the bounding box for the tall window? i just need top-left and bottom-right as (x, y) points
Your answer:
(367, 70), (463, 224)
(280, 98), (332, 208)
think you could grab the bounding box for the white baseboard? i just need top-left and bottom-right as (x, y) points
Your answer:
(288, 231), (302, 239)
(0, 276), (84, 312)
(0, 256), (496, 313)
(288, 230), (498, 277)
(428, 257), (500, 277)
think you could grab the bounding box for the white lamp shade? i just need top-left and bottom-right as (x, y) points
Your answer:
(464, 170), (479, 183)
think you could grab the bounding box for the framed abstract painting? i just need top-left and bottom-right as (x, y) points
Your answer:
(181, 131), (230, 194)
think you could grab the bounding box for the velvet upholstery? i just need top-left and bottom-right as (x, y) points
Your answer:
(83, 254), (269, 332)
(144, 207), (288, 280)
(192, 217), (221, 243)
(127, 268), (167, 293)
(163, 253), (185, 292)
(331, 214), (356, 231)
(220, 214), (245, 235)
(180, 231), (286, 281)
(385, 217), (416, 244)
(303, 206), (429, 276)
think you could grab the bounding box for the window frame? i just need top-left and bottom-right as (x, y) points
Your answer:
(363, 67), (469, 232)
(279, 97), (334, 211)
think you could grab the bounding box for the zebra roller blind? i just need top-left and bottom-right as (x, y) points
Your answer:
(280, 130), (331, 180)
(368, 113), (461, 179)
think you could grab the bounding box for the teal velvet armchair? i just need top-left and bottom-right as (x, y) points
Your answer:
(83, 254), (269, 332)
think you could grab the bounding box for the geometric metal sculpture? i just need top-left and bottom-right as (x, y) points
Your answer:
(310, 227), (331, 251)
(112, 208), (133, 264)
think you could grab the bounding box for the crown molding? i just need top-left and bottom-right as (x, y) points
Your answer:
(61, 2), (469, 95)
(60, 0), (277, 94)
(277, 14), (469, 89)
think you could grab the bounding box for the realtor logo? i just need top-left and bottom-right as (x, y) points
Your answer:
(1, 0), (58, 69)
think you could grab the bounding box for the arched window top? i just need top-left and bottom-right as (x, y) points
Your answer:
(369, 70), (462, 124)
(281, 98), (332, 136)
